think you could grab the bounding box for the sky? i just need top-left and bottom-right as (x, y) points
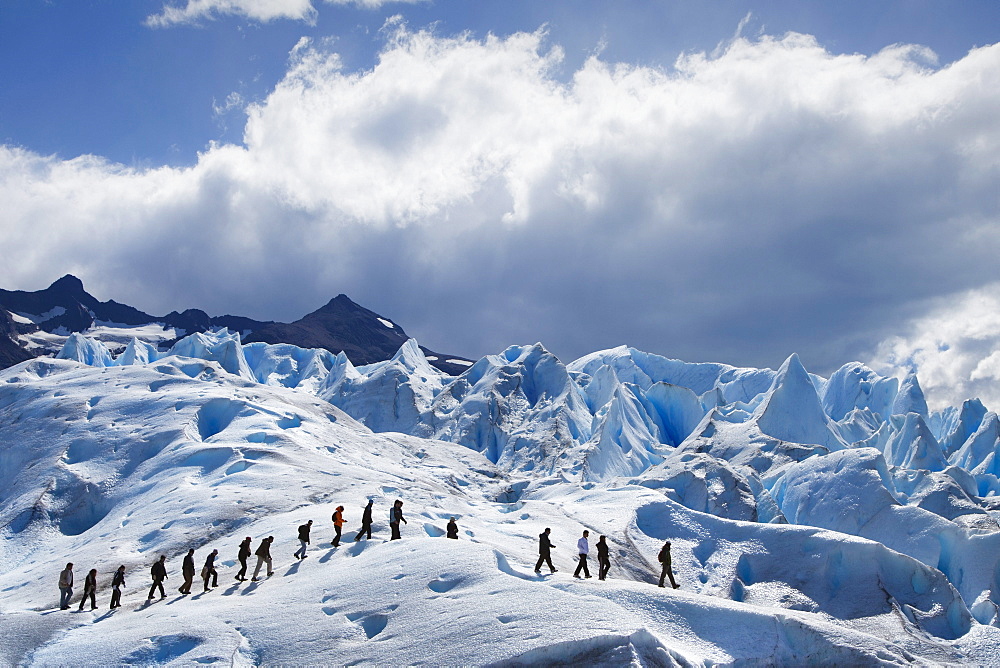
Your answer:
(1, 0), (999, 410)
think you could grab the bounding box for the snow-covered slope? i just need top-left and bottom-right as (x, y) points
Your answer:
(2, 332), (1000, 664)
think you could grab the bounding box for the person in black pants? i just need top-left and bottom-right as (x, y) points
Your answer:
(446, 517), (459, 539)
(236, 537), (252, 581)
(332, 507), (345, 547)
(148, 555), (167, 600)
(389, 500), (406, 540)
(354, 500), (374, 541)
(657, 541), (680, 589)
(110, 565), (126, 609)
(295, 520), (313, 559)
(534, 528), (557, 574)
(179, 549), (195, 595)
(78, 569), (98, 610)
(597, 535), (611, 581)
(573, 530), (591, 579)
(202, 549), (219, 591)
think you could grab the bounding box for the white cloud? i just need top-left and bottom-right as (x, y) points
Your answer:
(1, 27), (999, 403)
(146, 0), (424, 27)
(871, 285), (1000, 413)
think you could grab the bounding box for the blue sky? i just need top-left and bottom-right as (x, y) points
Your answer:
(1, 0), (1000, 409)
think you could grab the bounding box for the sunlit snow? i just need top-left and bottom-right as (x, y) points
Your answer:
(2, 330), (1000, 665)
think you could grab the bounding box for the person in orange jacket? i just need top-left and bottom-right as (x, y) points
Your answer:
(331, 506), (346, 547)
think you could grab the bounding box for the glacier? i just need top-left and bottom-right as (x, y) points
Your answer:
(2, 329), (1000, 664)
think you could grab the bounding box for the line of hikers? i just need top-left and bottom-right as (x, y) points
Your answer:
(56, 498), (455, 610)
(56, 499), (679, 611)
(535, 528), (680, 588)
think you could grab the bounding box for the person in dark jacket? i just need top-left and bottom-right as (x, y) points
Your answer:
(389, 500), (407, 540)
(331, 507), (345, 547)
(202, 549), (219, 591)
(354, 500), (374, 541)
(251, 536), (274, 581)
(58, 562), (74, 610)
(236, 537), (252, 581)
(446, 517), (459, 539)
(110, 565), (126, 609)
(78, 568), (98, 611)
(597, 535), (611, 581)
(178, 548), (195, 595)
(534, 528), (557, 574)
(657, 541), (680, 589)
(294, 520), (313, 559)
(148, 555), (167, 601)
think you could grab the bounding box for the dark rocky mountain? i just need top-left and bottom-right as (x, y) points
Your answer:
(242, 294), (470, 374)
(0, 275), (471, 375)
(0, 308), (33, 368)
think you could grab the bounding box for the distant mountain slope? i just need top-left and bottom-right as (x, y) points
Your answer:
(242, 294), (471, 375)
(0, 275), (471, 374)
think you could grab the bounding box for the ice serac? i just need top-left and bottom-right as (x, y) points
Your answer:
(891, 371), (929, 417)
(835, 407), (884, 445)
(891, 467), (994, 527)
(580, 383), (670, 479)
(55, 333), (115, 367)
(568, 345), (774, 403)
(766, 447), (900, 533)
(427, 343), (592, 475)
(115, 338), (162, 366)
(242, 341), (338, 392)
(950, 412), (1000, 477)
(637, 452), (772, 522)
(321, 339), (446, 434)
(752, 354), (847, 451)
(166, 329), (254, 380)
(884, 412), (948, 471)
(821, 362), (898, 421)
(939, 399), (988, 458)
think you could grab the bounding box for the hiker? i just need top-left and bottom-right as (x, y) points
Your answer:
(236, 537), (252, 581)
(148, 555), (168, 601)
(77, 568), (98, 611)
(574, 530), (592, 579)
(58, 563), (74, 610)
(110, 565), (126, 609)
(202, 549), (219, 591)
(251, 536), (274, 581)
(389, 500), (407, 540)
(657, 541), (680, 589)
(332, 506), (345, 547)
(295, 520), (313, 559)
(597, 535), (611, 580)
(354, 499), (374, 541)
(446, 517), (459, 539)
(179, 548), (195, 595)
(534, 528), (557, 574)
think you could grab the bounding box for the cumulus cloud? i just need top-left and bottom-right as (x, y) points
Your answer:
(146, 0), (424, 27)
(871, 284), (1000, 412)
(1, 26), (999, 406)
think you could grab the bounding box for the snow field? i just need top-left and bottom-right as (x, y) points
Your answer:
(4, 332), (1000, 663)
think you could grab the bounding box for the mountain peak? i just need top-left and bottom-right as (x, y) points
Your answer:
(48, 274), (85, 294)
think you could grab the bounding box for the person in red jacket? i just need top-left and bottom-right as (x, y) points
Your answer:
(332, 506), (345, 547)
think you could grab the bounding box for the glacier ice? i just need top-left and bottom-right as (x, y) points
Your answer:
(1, 329), (997, 663)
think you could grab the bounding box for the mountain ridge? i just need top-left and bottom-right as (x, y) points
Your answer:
(0, 275), (471, 375)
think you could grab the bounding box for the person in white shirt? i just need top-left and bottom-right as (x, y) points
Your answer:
(573, 530), (592, 579)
